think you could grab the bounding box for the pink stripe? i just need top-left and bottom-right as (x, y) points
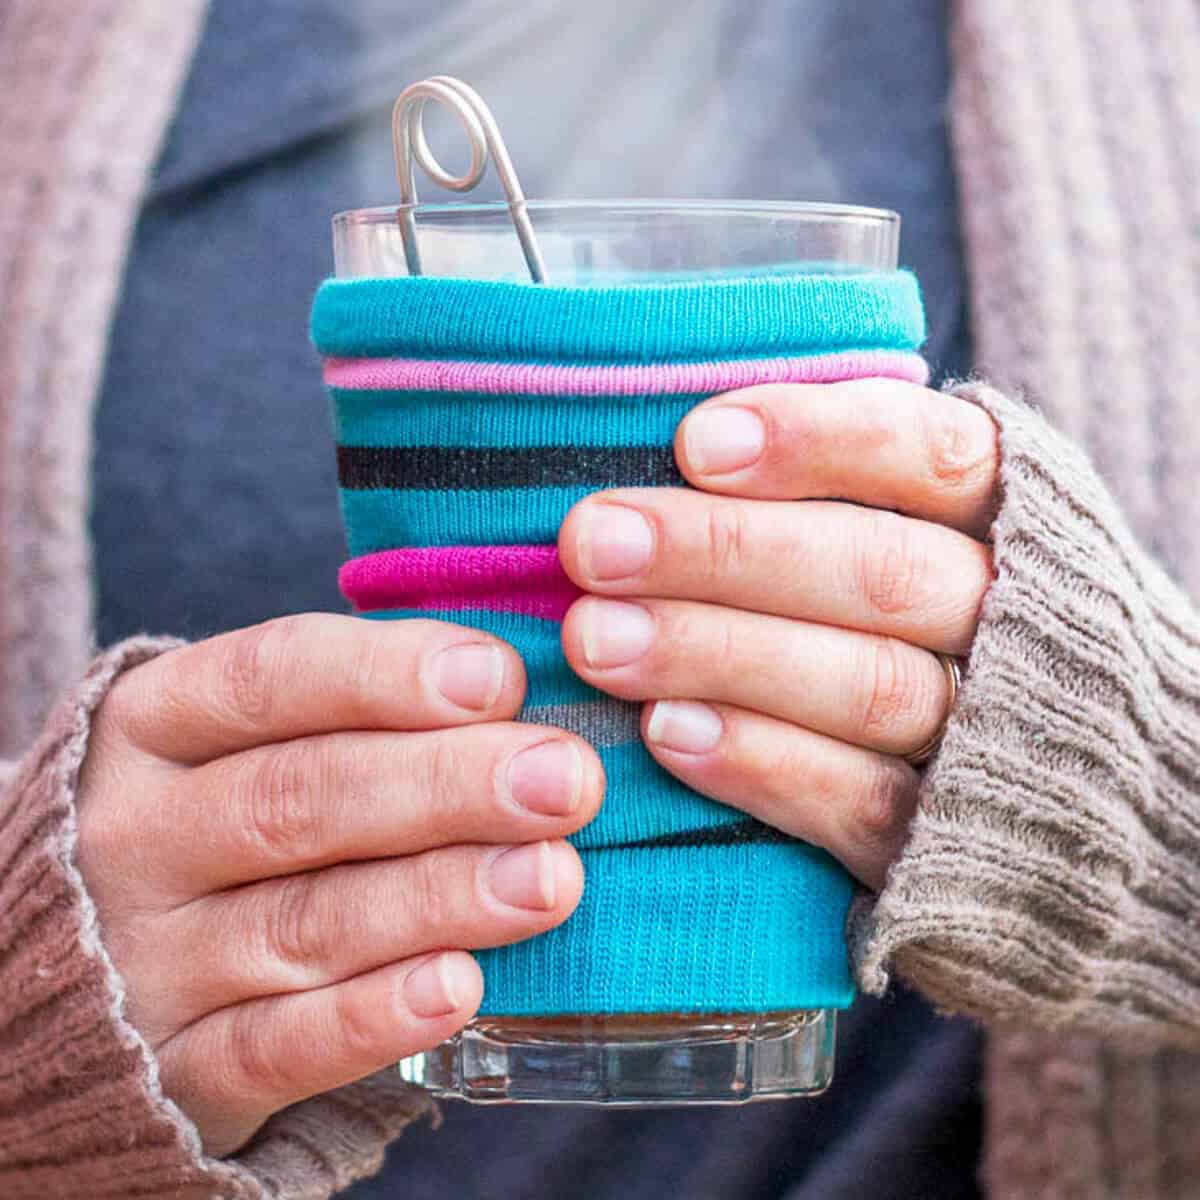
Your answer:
(340, 545), (582, 622)
(323, 349), (929, 396)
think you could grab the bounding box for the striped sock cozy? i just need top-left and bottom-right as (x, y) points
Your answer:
(312, 270), (927, 1016)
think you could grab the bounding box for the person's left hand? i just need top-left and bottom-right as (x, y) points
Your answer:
(557, 379), (999, 891)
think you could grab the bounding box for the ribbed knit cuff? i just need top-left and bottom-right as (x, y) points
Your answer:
(852, 382), (1200, 1044)
(477, 841), (855, 1015)
(0, 636), (261, 1198)
(311, 271), (925, 362)
(0, 638), (438, 1198)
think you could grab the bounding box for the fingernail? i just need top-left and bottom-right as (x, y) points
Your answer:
(506, 740), (583, 816)
(405, 953), (469, 1018)
(581, 599), (655, 669)
(646, 700), (723, 754)
(488, 842), (557, 910)
(684, 407), (765, 475)
(434, 643), (504, 710)
(580, 505), (653, 580)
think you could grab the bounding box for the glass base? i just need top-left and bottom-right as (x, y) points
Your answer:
(397, 1009), (835, 1105)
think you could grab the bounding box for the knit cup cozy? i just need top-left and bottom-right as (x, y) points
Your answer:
(311, 270), (928, 1016)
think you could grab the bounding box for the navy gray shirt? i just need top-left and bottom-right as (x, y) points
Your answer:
(94, 2), (981, 1195)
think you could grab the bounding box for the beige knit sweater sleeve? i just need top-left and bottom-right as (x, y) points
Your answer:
(855, 381), (1200, 1043)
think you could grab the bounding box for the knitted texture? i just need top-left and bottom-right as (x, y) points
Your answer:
(0, 637), (442, 1199)
(0, 637), (259, 1199)
(948, 1), (1200, 1194)
(855, 381), (1200, 1035)
(340, 545), (583, 620)
(322, 348), (929, 394)
(5, 1), (1200, 1195)
(851, 383), (1200, 1186)
(312, 270), (928, 1015)
(0, 0), (208, 759)
(310, 271), (926, 361)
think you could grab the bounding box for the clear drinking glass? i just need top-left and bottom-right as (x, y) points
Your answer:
(329, 199), (900, 1105)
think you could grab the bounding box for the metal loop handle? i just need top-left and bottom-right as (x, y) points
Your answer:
(392, 76), (546, 283)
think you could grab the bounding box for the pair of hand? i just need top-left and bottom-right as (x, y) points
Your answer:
(76, 379), (998, 1156)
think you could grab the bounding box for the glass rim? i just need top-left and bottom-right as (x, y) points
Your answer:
(332, 198), (899, 226)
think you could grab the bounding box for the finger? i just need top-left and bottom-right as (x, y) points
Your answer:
(640, 700), (919, 890)
(137, 724), (604, 898)
(561, 597), (951, 757)
(131, 840), (583, 1031)
(102, 613), (527, 764)
(674, 380), (1000, 538)
(156, 950), (483, 1158)
(558, 491), (992, 655)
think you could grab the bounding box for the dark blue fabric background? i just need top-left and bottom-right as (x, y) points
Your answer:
(93, 2), (981, 1195)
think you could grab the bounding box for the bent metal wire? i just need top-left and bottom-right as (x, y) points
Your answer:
(391, 75), (547, 283)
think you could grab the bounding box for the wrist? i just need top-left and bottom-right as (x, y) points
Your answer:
(855, 382), (1200, 1042)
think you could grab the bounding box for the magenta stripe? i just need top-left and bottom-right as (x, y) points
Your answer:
(323, 349), (929, 396)
(340, 545), (582, 621)
(371, 590), (576, 621)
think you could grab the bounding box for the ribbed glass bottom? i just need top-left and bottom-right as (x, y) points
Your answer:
(397, 1009), (835, 1104)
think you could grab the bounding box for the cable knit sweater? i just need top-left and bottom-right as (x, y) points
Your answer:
(3, 1), (1200, 1197)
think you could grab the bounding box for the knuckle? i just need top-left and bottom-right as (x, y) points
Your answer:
(923, 405), (996, 494)
(262, 874), (330, 975)
(343, 622), (396, 706)
(78, 757), (165, 898)
(851, 758), (912, 848)
(94, 669), (141, 746)
(735, 715), (807, 815)
(76, 773), (129, 865)
(218, 617), (305, 727)
(225, 1006), (289, 1099)
(703, 503), (750, 579)
(707, 612), (740, 681)
(333, 985), (387, 1063)
(759, 739), (808, 811)
(922, 543), (993, 653)
(856, 512), (927, 620)
(94, 656), (177, 755)
(242, 742), (326, 865)
(857, 640), (921, 737)
(419, 734), (473, 826)
(651, 605), (728, 686)
(405, 851), (456, 930)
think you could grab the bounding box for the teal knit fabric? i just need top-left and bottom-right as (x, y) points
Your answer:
(312, 270), (926, 1015)
(312, 271), (924, 362)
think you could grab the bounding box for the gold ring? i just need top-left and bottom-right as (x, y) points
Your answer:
(902, 654), (962, 767)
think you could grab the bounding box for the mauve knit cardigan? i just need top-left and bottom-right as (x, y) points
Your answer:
(4, 1), (1200, 1196)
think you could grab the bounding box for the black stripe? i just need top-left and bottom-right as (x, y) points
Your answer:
(337, 444), (685, 490)
(602, 818), (795, 851)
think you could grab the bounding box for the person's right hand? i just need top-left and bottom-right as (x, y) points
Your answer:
(75, 614), (603, 1158)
